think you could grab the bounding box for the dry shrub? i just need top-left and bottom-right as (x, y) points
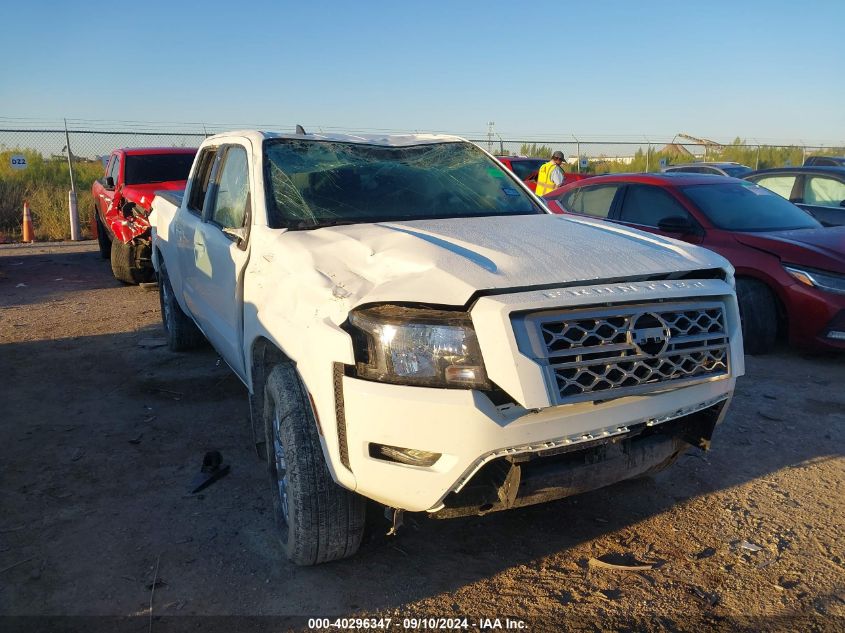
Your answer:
(0, 150), (102, 241)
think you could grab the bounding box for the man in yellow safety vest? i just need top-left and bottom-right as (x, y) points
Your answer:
(535, 151), (566, 196)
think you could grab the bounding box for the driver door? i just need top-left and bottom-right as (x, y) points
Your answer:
(188, 143), (253, 379)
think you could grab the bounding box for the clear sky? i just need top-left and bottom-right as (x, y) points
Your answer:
(1, 0), (843, 143)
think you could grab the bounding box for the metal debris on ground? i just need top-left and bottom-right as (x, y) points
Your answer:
(691, 586), (720, 607)
(738, 540), (763, 552)
(189, 451), (230, 494)
(588, 554), (656, 571)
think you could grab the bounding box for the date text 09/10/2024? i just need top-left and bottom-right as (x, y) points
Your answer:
(307, 617), (528, 630)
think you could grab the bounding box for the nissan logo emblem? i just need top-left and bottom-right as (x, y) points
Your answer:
(629, 312), (671, 356)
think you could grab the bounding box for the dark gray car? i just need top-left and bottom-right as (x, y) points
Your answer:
(804, 155), (845, 167)
(743, 166), (845, 227)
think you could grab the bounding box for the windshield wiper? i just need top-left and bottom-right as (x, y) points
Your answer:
(288, 218), (365, 230)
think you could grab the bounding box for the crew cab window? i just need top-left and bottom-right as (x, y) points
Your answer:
(187, 148), (217, 214)
(556, 184), (621, 218)
(209, 146), (250, 229)
(804, 176), (845, 207)
(619, 185), (693, 227)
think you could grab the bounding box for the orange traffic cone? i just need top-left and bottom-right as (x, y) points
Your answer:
(22, 200), (34, 243)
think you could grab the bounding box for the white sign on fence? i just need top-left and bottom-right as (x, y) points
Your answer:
(10, 154), (28, 170)
(659, 158), (668, 169)
(579, 157), (589, 169)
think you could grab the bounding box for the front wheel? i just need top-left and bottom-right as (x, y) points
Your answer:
(264, 363), (366, 565)
(736, 278), (778, 355)
(110, 239), (153, 284)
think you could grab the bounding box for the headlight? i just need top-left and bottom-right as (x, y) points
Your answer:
(784, 265), (845, 295)
(347, 305), (490, 389)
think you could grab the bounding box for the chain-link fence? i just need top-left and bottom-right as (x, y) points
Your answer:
(0, 128), (210, 241)
(2, 125), (844, 241)
(470, 139), (845, 174)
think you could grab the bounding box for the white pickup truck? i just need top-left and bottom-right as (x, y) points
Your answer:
(150, 130), (744, 565)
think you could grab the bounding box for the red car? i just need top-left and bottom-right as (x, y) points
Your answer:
(92, 147), (197, 283)
(496, 156), (590, 192)
(543, 173), (845, 353)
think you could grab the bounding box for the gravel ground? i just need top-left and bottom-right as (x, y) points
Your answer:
(1, 242), (843, 632)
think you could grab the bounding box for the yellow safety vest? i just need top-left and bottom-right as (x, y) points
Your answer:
(535, 161), (562, 196)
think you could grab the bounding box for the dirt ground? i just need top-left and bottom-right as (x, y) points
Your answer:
(1, 241), (843, 632)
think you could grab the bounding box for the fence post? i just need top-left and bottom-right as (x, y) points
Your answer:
(64, 119), (81, 241)
(755, 145), (760, 170)
(646, 142), (651, 172)
(573, 135), (580, 174)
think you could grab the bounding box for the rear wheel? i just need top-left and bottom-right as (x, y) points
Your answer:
(158, 265), (204, 352)
(736, 278), (778, 355)
(264, 363), (366, 565)
(95, 210), (111, 260)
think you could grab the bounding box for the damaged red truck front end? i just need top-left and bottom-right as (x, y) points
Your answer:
(92, 147), (196, 284)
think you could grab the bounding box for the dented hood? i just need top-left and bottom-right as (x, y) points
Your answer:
(273, 214), (728, 308)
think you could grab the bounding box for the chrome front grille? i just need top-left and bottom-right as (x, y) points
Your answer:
(513, 301), (730, 405)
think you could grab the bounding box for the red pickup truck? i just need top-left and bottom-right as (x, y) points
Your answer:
(92, 147), (196, 283)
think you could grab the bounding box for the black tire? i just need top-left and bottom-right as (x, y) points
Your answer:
(736, 278), (778, 355)
(95, 209), (111, 260)
(264, 363), (366, 565)
(158, 265), (204, 352)
(110, 239), (154, 284)
(110, 239), (136, 284)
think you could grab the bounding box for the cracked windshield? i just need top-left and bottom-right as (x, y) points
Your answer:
(264, 139), (542, 228)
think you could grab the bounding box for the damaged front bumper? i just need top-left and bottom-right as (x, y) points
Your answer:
(105, 197), (152, 244)
(432, 397), (728, 518)
(339, 374), (735, 513)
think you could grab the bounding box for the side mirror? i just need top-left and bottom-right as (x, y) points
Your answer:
(839, 200), (845, 208)
(105, 176), (115, 190)
(222, 226), (247, 244)
(658, 216), (695, 234)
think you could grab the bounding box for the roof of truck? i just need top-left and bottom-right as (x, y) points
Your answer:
(205, 129), (466, 146)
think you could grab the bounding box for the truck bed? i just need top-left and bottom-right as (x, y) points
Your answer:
(155, 190), (185, 207)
